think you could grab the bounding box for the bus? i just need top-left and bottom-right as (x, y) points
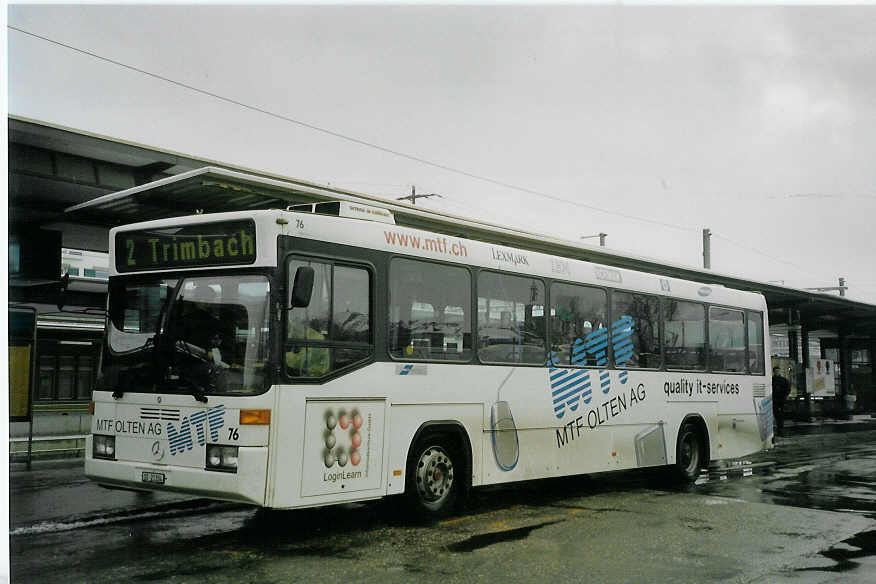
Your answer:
(86, 202), (772, 514)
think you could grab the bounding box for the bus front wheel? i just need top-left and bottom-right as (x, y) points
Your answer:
(406, 438), (458, 516)
(674, 422), (705, 483)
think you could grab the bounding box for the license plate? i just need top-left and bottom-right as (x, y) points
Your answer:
(141, 471), (166, 485)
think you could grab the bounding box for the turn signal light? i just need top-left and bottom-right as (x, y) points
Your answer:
(240, 409), (271, 425)
(88, 401), (95, 415)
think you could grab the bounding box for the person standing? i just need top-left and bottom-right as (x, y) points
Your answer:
(772, 367), (791, 432)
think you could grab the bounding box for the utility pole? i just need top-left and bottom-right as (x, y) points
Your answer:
(396, 186), (442, 205)
(702, 228), (711, 269)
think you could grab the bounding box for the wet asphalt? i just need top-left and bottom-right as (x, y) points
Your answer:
(9, 420), (876, 583)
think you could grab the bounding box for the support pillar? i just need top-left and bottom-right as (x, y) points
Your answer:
(801, 324), (812, 422)
(839, 328), (852, 419)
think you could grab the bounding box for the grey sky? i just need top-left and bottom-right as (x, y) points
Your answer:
(8, 4), (876, 303)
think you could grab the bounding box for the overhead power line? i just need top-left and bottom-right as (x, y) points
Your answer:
(10, 24), (837, 280)
(8, 24), (695, 233)
(710, 234), (828, 280)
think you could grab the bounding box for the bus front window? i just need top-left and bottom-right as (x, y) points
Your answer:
(100, 274), (271, 396)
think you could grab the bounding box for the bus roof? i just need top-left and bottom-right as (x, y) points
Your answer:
(66, 166), (744, 282)
(69, 166), (876, 325)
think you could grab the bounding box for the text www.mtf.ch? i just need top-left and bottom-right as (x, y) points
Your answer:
(383, 230), (468, 257)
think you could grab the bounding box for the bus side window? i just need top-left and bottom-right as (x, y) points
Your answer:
(549, 282), (606, 367)
(709, 307), (745, 373)
(664, 300), (706, 371)
(747, 311), (765, 374)
(388, 258), (472, 362)
(478, 272), (545, 365)
(286, 258), (372, 378)
(610, 291), (661, 369)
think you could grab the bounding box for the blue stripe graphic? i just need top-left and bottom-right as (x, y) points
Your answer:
(547, 350), (593, 418)
(166, 418), (193, 455)
(553, 385), (585, 404)
(585, 328), (610, 394)
(190, 410), (207, 446)
(207, 404), (225, 442)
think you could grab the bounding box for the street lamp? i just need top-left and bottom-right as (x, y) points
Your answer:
(805, 277), (848, 297)
(581, 233), (607, 247)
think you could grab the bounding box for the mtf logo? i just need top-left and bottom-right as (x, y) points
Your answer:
(548, 317), (636, 419)
(166, 404), (226, 455)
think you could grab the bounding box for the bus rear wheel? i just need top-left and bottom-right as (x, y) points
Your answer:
(674, 422), (705, 483)
(407, 438), (458, 516)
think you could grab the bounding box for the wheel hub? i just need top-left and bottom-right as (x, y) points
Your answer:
(415, 446), (454, 503)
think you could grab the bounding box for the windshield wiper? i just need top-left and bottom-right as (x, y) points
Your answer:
(161, 364), (210, 403)
(112, 348), (158, 400)
(189, 382), (209, 404)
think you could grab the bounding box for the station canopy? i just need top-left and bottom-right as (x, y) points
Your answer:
(66, 166), (876, 339)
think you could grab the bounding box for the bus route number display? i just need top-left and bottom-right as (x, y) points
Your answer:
(116, 220), (257, 272)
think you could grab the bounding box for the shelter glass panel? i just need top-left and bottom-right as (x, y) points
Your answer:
(77, 356), (94, 399)
(57, 356), (76, 399)
(38, 354), (56, 400)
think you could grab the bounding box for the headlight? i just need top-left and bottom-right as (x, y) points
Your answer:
(206, 445), (239, 473)
(93, 434), (116, 460)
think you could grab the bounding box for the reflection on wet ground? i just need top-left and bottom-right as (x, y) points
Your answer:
(796, 530), (876, 574)
(11, 428), (876, 583)
(694, 430), (876, 516)
(690, 429), (876, 579)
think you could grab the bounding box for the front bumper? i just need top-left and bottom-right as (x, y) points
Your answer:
(85, 446), (268, 505)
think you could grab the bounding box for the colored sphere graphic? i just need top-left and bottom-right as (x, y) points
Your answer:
(321, 407), (367, 473)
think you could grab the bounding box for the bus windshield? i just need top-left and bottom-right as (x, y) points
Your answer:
(99, 273), (271, 397)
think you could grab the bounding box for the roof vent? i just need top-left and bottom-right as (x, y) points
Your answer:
(287, 201), (395, 224)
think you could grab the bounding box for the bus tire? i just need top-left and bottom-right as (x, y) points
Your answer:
(406, 436), (459, 516)
(673, 422), (705, 483)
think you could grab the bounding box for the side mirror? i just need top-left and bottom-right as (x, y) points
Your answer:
(289, 266), (314, 308)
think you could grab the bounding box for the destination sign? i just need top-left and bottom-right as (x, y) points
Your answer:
(116, 220), (257, 272)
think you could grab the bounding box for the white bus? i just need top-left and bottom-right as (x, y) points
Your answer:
(86, 202), (772, 514)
